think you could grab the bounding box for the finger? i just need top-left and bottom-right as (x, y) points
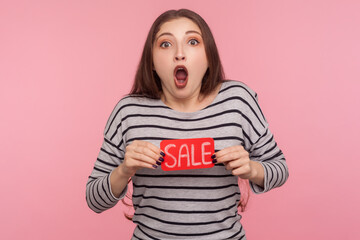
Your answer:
(133, 140), (164, 158)
(128, 141), (163, 163)
(214, 145), (245, 160)
(125, 159), (158, 170)
(124, 154), (161, 171)
(133, 145), (163, 162)
(216, 150), (249, 164)
(225, 158), (250, 170)
(231, 164), (252, 177)
(225, 159), (242, 170)
(127, 151), (160, 166)
(217, 152), (242, 164)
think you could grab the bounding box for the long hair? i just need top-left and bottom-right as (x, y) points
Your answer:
(130, 9), (225, 98)
(123, 9), (250, 219)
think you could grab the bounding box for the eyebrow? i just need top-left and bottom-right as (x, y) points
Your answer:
(156, 30), (202, 41)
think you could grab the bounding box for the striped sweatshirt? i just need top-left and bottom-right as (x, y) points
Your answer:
(86, 80), (289, 240)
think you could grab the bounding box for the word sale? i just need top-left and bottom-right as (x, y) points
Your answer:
(160, 138), (215, 171)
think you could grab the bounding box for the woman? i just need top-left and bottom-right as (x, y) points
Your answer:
(86, 9), (289, 239)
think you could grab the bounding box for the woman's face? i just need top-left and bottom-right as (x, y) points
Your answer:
(153, 17), (208, 103)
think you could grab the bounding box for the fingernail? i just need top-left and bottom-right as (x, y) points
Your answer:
(156, 161), (161, 165)
(212, 159), (217, 164)
(160, 151), (165, 157)
(158, 157), (164, 162)
(152, 164), (158, 168)
(211, 154), (216, 159)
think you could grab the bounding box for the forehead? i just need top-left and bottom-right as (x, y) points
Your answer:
(156, 17), (201, 36)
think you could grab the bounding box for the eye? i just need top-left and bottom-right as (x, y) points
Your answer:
(188, 39), (199, 46)
(160, 41), (172, 48)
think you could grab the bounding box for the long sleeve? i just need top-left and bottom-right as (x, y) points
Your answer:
(249, 127), (289, 193)
(86, 102), (128, 213)
(238, 85), (289, 194)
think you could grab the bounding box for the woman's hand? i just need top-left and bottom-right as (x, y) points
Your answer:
(110, 140), (164, 198)
(120, 140), (164, 178)
(212, 145), (264, 187)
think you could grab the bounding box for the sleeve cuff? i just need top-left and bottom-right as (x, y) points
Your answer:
(249, 162), (269, 194)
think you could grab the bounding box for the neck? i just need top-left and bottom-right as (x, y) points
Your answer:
(161, 83), (222, 113)
(161, 92), (205, 113)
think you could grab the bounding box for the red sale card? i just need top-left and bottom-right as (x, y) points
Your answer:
(160, 138), (215, 171)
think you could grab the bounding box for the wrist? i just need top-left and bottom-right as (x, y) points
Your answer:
(110, 165), (132, 199)
(111, 165), (132, 185)
(117, 164), (133, 179)
(248, 160), (265, 187)
(249, 160), (258, 180)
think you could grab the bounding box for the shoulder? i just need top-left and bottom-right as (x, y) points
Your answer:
(219, 80), (268, 135)
(103, 95), (164, 135)
(105, 95), (167, 124)
(220, 80), (258, 100)
(218, 80), (266, 121)
(110, 94), (163, 113)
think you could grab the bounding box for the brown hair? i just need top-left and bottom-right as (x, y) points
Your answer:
(130, 8), (225, 98)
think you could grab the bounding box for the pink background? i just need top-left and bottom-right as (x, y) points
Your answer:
(1, 0), (359, 239)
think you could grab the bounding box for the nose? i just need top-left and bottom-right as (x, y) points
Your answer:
(175, 55), (185, 61)
(174, 46), (186, 61)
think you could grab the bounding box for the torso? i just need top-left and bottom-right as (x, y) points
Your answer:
(108, 80), (265, 239)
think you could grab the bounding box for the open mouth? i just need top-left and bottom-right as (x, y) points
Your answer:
(174, 65), (188, 89)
